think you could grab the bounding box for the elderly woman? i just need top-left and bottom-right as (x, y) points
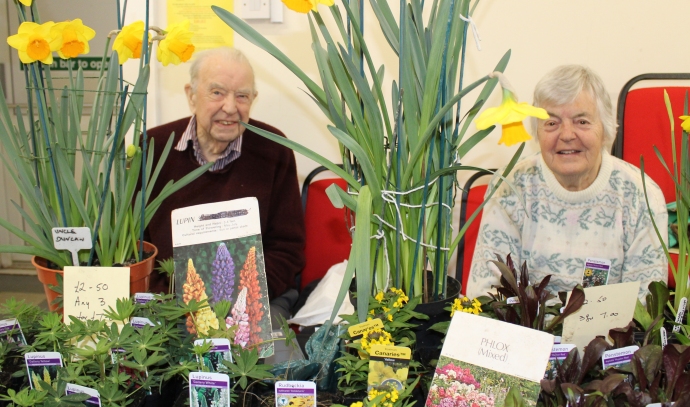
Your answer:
(466, 65), (668, 300)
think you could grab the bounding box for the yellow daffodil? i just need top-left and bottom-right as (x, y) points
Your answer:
(18, 0), (32, 5)
(475, 72), (549, 146)
(52, 19), (96, 59)
(157, 20), (195, 66)
(282, 0), (334, 13)
(112, 20), (146, 64)
(681, 115), (690, 133)
(7, 21), (60, 64)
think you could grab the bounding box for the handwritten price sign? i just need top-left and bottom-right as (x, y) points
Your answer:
(562, 281), (639, 354)
(63, 267), (129, 323)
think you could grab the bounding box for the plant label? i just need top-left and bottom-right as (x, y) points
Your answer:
(0, 318), (26, 345)
(51, 227), (92, 266)
(368, 345), (411, 391)
(189, 372), (230, 407)
(25, 352), (62, 390)
(194, 338), (233, 372)
(582, 257), (610, 288)
(348, 318), (384, 340)
(673, 297), (687, 333)
(426, 312), (553, 407)
(561, 282), (640, 354)
(134, 292), (155, 305)
(275, 381), (316, 407)
(65, 383), (101, 406)
(130, 317), (155, 329)
(63, 267), (130, 323)
(602, 345), (638, 370)
(661, 327), (668, 348)
(545, 344), (575, 379)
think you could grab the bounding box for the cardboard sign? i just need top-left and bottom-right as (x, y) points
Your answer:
(562, 282), (640, 353)
(63, 267), (130, 322)
(52, 227), (92, 266)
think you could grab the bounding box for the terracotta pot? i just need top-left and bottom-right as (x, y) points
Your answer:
(33, 241), (158, 311)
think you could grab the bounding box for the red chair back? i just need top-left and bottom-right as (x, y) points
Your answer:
(300, 175), (352, 290)
(613, 74), (690, 287)
(457, 170), (494, 295)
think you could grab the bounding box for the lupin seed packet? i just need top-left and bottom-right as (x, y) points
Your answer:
(189, 372), (231, 407)
(25, 352), (63, 390)
(194, 338), (233, 372)
(172, 198), (273, 358)
(275, 381), (316, 407)
(367, 345), (411, 391)
(0, 318), (27, 345)
(65, 383), (101, 406)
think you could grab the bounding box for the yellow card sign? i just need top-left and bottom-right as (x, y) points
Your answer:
(167, 0), (234, 50)
(368, 345), (411, 391)
(348, 318), (384, 339)
(63, 267), (130, 323)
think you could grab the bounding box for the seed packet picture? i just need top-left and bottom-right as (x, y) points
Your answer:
(172, 199), (274, 358)
(582, 258), (610, 288)
(0, 319), (27, 345)
(195, 338), (232, 372)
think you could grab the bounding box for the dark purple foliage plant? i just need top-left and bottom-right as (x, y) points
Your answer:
(211, 243), (235, 305)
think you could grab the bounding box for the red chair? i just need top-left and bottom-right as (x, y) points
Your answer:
(299, 166), (353, 290)
(456, 170), (495, 295)
(612, 73), (690, 287)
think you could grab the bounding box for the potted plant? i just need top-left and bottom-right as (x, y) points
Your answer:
(210, 0), (548, 323)
(0, 0), (211, 308)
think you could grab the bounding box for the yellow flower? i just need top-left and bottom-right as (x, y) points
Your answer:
(157, 20), (195, 66)
(126, 144), (138, 158)
(112, 20), (146, 64)
(451, 296), (482, 316)
(350, 403), (363, 407)
(475, 72), (549, 146)
(52, 19), (96, 59)
(360, 328), (393, 354)
(584, 268), (593, 277)
(282, 0), (334, 13)
(681, 116), (690, 133)
(18, 0), (32, 5)
(375, 291), (385, 303)
(7, 21), (60, 64)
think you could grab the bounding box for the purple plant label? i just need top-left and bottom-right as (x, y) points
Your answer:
(506, 297), (520, 305)
(550, 344), (575, 360)
(602, 345), (639, 369)
(133, 293), (155, 305)
(661, 327), (668, 348)
(130, 317), (155, 329)
(25, 352), (63, 367)
(65, 383), (101, 406)
(189, 372), (230, 388)
(275, 381), (317, 406)
(553, 336), (562, 344)
(0, 318), (27, 345)
(673, 298), (687, 334)
(582, 257), (611, 288)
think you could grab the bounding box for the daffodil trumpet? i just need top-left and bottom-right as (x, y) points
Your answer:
(475, 71), (549, 146)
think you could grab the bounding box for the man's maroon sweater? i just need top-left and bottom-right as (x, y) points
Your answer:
(143, 117), (305, 300)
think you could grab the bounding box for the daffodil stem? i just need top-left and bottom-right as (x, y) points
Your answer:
(139, 0), (151, 260)
(30, 63), (68, 231)
(23, 67), (40, 188)
(89, 87), (128, 267)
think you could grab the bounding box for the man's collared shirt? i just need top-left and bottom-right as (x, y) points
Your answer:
(174, 115), (243, 172)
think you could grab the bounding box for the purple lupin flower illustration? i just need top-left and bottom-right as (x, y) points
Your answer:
(211, 243), (235, 305)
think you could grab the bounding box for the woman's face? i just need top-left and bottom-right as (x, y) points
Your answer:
(537, 91), (605, 191)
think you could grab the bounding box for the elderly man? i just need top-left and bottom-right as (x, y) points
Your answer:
(144, 47), (305, 323)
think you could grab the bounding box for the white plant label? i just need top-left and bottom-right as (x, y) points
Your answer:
(52, 227), (92, 266)
(673, 297), (687, 334)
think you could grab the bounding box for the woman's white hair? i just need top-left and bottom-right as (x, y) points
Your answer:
(188, 47), (256, 94)
(531, 65), (616, 151)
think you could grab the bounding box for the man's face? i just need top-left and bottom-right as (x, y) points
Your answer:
(185, 56), (256, 146)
